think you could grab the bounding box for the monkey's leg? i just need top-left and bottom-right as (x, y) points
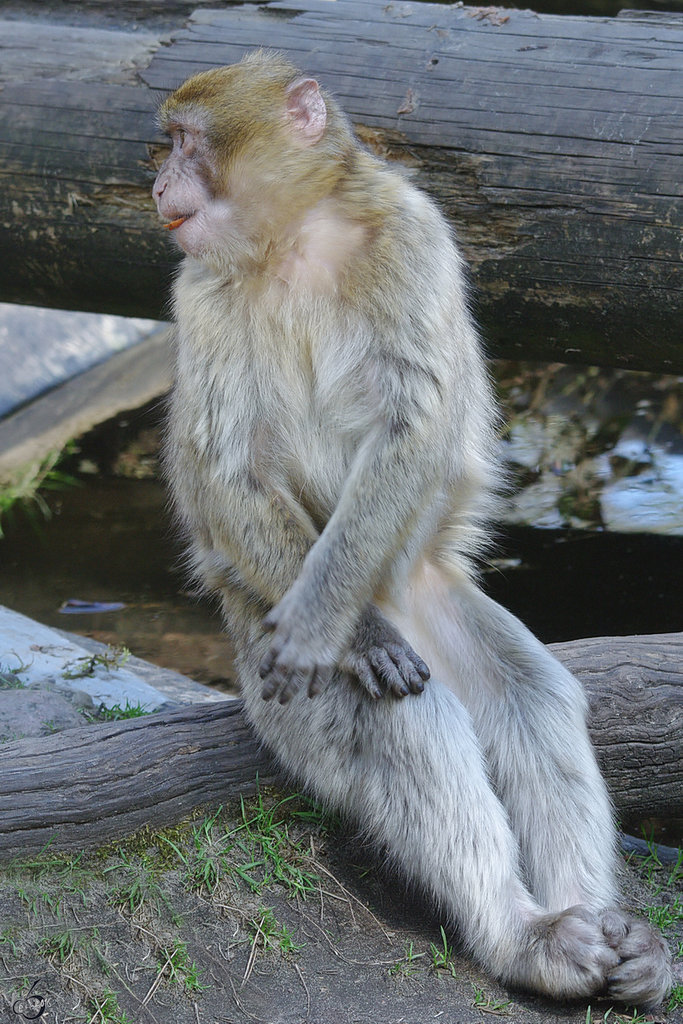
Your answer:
(390, 568), (671, 1006)
(237, 638), (635, 1002)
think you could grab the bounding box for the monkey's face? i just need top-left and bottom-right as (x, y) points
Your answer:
(153, 56), (338, 272)
(153, 117), (242, 263)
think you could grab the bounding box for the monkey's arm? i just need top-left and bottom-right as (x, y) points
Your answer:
(260, 353), (446, 701)
(204, 469), (429, 702)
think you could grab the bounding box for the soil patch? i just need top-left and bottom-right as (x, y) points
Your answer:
(1, 794), (681, 1024)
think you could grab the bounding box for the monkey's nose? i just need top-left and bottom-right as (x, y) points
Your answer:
(154, 179), (167, 201)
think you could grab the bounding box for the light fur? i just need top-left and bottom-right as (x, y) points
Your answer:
(155, 52), (672, 1006)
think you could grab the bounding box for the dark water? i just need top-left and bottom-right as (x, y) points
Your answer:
(485, 526), (683, 643)
(1, 474), (680, 842)
(0, 477), (234, 689)
(0, 473), (680, 668)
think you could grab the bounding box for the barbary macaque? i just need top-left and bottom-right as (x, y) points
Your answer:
(153, 51), (671, 1005)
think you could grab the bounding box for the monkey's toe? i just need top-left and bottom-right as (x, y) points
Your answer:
(601, 910), (672, 1008)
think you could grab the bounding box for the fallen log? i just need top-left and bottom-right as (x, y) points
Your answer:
(0, 1), (682, 371)
(0, 632), (680, 858)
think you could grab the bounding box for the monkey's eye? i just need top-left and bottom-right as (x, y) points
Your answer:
(177, 128), (186, 148)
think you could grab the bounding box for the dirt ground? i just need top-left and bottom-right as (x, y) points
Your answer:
(1, 793), (681, 1024)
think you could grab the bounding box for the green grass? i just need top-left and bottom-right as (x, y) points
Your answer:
(0, 447), (78, 538)
(429, 925), (458, 978)
(63, 645), (131, 682)
(85, 990), (133, 1024)
(646, 893), (683, 931)
(388, 939), (426, 978)
(160, 793), (325, 900)
(1, 794), (337, 1022)
(248, 906), (303, 955)
(157, 941), (207, 992)
(471, 982), (511, 1014)
(103, 848), (179, 923)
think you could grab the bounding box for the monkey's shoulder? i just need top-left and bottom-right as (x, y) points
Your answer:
(336, 166), (469, 315)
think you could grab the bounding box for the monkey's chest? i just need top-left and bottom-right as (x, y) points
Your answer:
(173, 288), (374, 505)
(175, 352), (365, 505)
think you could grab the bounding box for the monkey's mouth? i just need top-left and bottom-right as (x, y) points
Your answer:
(165, 213), (194, 230)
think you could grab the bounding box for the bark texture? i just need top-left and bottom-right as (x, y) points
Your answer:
(1, 633), (680, 857)
(0, 1), (681, 370)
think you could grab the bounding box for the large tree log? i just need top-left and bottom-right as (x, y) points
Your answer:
(0, 633), (680, 858)
(0, 1), (682, 371)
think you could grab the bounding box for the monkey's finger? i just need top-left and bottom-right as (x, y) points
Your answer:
(308, 665), (333, 699)
(384, 644), (426, 693)
(408, 650), (431, 681)
(261, 664), (296, 702)
(350, 657), (384, 700)
(258, 633), (287, 678)
(278, 665), (313, 705)
(259, 650), (277, 678)
(368, 648), (410, 698)
(387, 641), (430, 683)
(261, 671), (282, 700)
(341, 652), (384, 699)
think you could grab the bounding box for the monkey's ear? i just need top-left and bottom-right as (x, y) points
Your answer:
(285, 78), (327, 145)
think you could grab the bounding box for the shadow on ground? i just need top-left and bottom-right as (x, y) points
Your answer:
(1, 793), (681, 1024)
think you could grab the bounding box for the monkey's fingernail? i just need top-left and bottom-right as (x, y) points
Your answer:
(165, 216), (187, 230)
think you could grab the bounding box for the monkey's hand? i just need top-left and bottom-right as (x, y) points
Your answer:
(339, 606), (430, 700)
(259, 599), (429, 704)
(259, 591), (336, 704)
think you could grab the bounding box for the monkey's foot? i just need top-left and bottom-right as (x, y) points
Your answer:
(508, 905), (618, 1001)
(600, 908), (672, 1008)
(506, 905), (671, 1007)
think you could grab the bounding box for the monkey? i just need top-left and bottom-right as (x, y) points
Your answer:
(153, 51), (672, 1006)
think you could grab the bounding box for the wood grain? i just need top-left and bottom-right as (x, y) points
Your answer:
(0, 1), (681, 370)
(1, 633), (680, 857)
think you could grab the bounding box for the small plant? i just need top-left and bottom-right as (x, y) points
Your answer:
(429, 925), (458, 978)
(646, 893), (683, 931)
(388, 940), (426, 978)
(0, 926), (18, 955)
(86, 989), (133, 1024)
(668, 846), (683, 886)
(471, 981), (511, 1014)
(39, 929), (76, 965)
(157, 941), (207, 993)
(63, 645), (131, 681)
(248, 906), (304, 956)
(593, 1008), (655, 1024)
(227, 793), (321, 899)
(87, 699), (151, 723)
(0, 660), (27, 688)
(103, 849), (176, 921)
(667, 984), (683, 1012)
(0, 446), (78, 539)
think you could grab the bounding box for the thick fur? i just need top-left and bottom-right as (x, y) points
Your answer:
(156, 52), (672, 1006)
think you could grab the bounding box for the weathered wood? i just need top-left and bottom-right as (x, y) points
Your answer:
(549, 633), (683, 827)
(0, 633), (680, 858)
(0, 1), (681, 371)
(0, 700), (280, 858)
